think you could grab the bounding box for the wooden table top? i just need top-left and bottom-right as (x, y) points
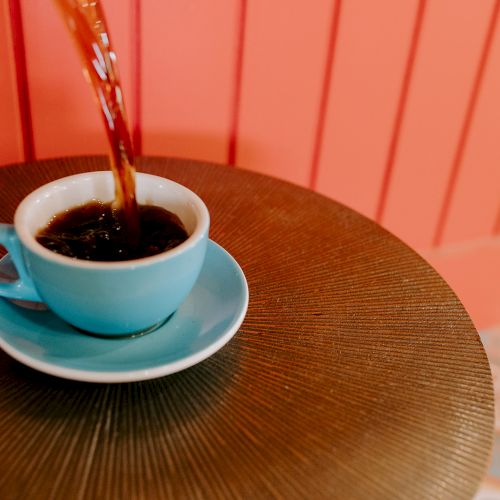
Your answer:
(0, 156), (494, 499)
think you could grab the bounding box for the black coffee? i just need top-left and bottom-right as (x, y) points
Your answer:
(36, 201), (188, 261)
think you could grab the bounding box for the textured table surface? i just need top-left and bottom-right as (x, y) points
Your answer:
(0, 156), (494, 499)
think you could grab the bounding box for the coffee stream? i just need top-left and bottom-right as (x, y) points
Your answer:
(54, 0), (140, 245)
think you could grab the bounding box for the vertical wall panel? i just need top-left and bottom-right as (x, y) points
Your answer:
(21, 0), (103, 158)
(20, 0), (132, 159)
(0, 1), (23, 165)
(236, 0), (333, 186)
(141, 0), (239, 164)
(440, 7), (500, 245)
(424, 241), (500, 331)
(314, 0), (418, 219)
(381, 0), (494, 249)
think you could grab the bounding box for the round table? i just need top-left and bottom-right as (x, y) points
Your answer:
(0, 156), (494, 499)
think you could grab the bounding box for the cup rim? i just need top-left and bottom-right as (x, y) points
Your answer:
(14, 171), (210, 269)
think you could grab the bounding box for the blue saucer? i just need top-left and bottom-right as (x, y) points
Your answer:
(0, 241), (248, 383)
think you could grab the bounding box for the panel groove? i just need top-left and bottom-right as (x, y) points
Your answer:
(8, 0), (34, 162)
(376, 0), (427, 223)
(131, 0), (142, 155)
(494, 204), (500, 234)
(227, 0), (247, 166)
(433, 0), (500, 247)
(309, 0), (342, 190)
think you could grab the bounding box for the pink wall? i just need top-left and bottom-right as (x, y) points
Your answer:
(1, 0), (499, 329)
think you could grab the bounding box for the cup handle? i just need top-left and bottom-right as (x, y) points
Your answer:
(0, 224), (42, 302)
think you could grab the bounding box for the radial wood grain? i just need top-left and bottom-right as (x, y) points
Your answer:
(0, 156), (494, 499)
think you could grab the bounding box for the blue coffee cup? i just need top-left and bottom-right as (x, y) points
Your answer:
(0, 171), (209, 337)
